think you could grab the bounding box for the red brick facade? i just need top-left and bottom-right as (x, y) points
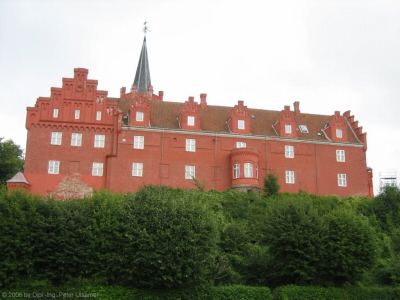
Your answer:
(7, 67), (373, 197)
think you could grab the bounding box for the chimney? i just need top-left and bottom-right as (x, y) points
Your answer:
(200, 93), (207, 108)
(158, 91), (164, 101)
(294, 101), (300, 115)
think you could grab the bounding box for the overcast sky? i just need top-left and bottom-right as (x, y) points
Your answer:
(1, 0), (399, 193)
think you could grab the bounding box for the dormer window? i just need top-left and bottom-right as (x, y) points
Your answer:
(136, 111), (144, 122)
(188, 116), (195, 126)
(74, 109), (80, 119)
(336, 128), (343, 138)
(238, 120), (245, 130)
(53, 108), (59, 118)
(285, 124), (292, 134)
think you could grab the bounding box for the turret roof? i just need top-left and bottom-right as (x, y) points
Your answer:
(133, 37), (151, 93)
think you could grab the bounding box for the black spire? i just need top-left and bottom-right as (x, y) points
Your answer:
(133, 23), (151, 93)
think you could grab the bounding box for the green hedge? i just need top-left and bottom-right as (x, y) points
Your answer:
(273, 285), (400, 300)
(0, 186), (220, 288)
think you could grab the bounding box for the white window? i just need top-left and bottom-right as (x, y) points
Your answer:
(51, 132), (62, 145)
(134, 136), (144, 149)
(48, 160), (60, 174)
(299, 125), (309, 133)
(92, 162), (103, 176)
(136, 111), (144, 122)
(238, 120), (245, 130)
(75, 109), (80, 120)
(286, 170), (295, 184)
(336, 128), (343, 138)
(244, 163), (253, 178)
(338, 174), (347, 186)
(236, 142), (246, 148)
(53, 108), (59, 118)
(285, 124), (292, 134)
(71, 133), (82, 147)
(233, 163), (240, 179)
(185, 165), (195, 179)
(186, 139), (196, 152)
(188, 116), (195, 126)
(132, 162), (143, 177)
(96, 111), (102, 121)
(336, 150), (345, 162)
(285, 145), (294, 158)
(94, 134), (105, 148)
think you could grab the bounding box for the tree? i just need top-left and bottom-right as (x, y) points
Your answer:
(0, 138), (24, 185)
(262, 197), (377, 286)
(263, 173), (280, 197)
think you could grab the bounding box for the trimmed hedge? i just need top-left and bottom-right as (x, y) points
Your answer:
(273, 285), (400, 300)
(0, 186), (220, 288)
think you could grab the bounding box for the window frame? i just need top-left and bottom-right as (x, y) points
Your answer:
(185, 165), (195, 179)
(92, 162), (104, 176)
(132, 162), (143, 177)
(94, 134), (105, 148)
(336, 150), (345, 162)
(233, 163), (240, 179)
(285, 124), (292, 134)
(51, 132), (62, 145)
(338, 174), (347, 186)
(299, 125), (309, 133)
(48, 160), (60, 174)
(53, 108), (59, 118)
(96, 111), (102, 121)
(285, 170), (295, 184)
(74, 109), (80, 120)
(136, 111), (144, 122)
(185, 138), (196, 152)
(236, 142), (246, 148)
(133, 136), (145, 149)
(285, 145), (294, 158)
(244, 162), (253, 178)
(238, 120), (245, 130)
(187, 116), (195, 126)
(71, 133), (82, 147)
(336, 128), (343, 138)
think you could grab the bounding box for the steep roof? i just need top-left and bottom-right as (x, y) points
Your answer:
(132, 37), (151, 93)
(115, 99), (361, 144)
(6, 172), (30, 185)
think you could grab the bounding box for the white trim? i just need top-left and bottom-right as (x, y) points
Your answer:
(122, 126), (364, 148)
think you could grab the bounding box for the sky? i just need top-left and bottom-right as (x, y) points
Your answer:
(0, 0), (399, 193)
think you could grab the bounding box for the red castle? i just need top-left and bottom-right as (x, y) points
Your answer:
(7, 35), (373, 198)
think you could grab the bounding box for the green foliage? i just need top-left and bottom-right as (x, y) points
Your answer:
(0, 138), (24, 185)
(262, 197), (378, 286)
(373, 185), (400, 232)
(1, 184), (399, 290)
(118, 185), (219, 288)
(273, 285), (400, 300)
(263, 173), (280, 197)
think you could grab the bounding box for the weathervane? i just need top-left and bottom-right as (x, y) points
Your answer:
(143, 21), (149, 36)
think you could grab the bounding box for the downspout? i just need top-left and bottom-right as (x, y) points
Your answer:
(160, 128), (165, 186)
(314, 142), (319, 195)
(214, 132), (217, 190)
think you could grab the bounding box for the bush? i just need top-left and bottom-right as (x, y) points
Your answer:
(273, 285), (400, 300)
